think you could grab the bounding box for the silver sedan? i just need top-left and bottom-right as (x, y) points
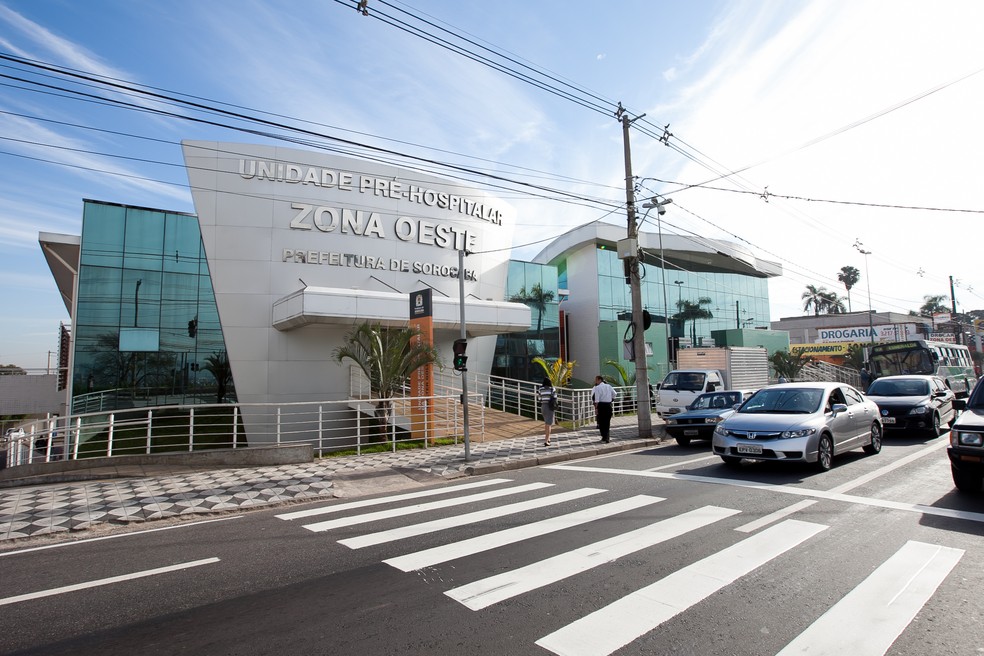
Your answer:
(712, 382), (882, 471)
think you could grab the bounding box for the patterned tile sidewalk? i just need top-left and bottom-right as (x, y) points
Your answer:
(0, 418), (662, 543)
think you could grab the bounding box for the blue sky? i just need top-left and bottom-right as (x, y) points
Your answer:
(2, 0), (983, 369)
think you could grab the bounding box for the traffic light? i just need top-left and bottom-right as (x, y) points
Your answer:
(452, 339), (468, 371)
(188, 318), (198, 338)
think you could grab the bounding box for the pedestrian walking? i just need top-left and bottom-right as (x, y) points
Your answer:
(592, 375), (617, 442)
(538, 377), (557, 446)
(859, 366), (871, 392)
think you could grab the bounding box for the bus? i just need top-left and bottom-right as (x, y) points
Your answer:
(868, 339), (977, 397)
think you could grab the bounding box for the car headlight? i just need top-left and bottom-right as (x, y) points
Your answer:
(953, 431), (984, 447)
(714, 424), (728, 437)
(665, 418), (678, 425)
(907, 404), (930, 415)
(706, 416), (724, 424)
(780, 428), (816, 439)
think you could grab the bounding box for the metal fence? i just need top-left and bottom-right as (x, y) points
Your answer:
(1, 371), (641, 471)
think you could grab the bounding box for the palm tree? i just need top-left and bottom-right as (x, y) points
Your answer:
(770, 349), (813, 382)
(919, 294), (949, 317)
(203, 351), (233, 403)
(674, 297), (714, 344)
(531, 356), (576, 387)
(509, 283), (555, 336)
(332, 322), (440, 441)
(837, 266), (860, 312)
(603, 359), (634, 387)
(820, 290), (847, 314)
(802, 284), (829, 316)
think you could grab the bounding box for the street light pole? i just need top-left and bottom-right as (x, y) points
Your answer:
(618, 105), (652, 438)
(854, 240), (874, 343)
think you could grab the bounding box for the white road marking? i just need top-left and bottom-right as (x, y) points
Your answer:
(275, 478), (511, 520)
(0, 516), (243, 557)
(339, 487), (607, 549)
(0, 558), (221, 606)
(445, 505), (740, 611)
(735, 500), (818, 533)
(384, 494), (664, 572)
(545, 464), (984, 524)
(645, 454), (719, 471)
(776, 540), (963, 656)
(827, 439), (948, 495)
(535, 519), (827, 656)
(301, 482), (554, 532)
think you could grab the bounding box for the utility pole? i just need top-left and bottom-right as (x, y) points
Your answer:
(458, 249), (471, 460)
(950, 275), (961, 344)
(617, 104), (653, 438)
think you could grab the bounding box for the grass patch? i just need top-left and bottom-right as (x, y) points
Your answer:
(321, 436), (460, 458)
(77, 406), (247, 458)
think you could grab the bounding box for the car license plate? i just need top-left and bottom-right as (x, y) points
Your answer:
(684, 429), (699, 436)
(881, 417), (895, 424)
(737, 444), (763, 455)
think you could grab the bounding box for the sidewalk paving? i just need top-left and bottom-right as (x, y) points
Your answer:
(0, 417), (666, 544)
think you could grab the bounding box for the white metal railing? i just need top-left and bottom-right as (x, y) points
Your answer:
(798, 361), (862, 387)
(2, 372), (646, 471)
(1, 391), (486, 470)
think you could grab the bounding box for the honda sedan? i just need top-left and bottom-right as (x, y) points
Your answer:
(712, 382), (882, 471)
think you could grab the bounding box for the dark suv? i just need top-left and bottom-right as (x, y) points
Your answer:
(948, 377), (984, 492)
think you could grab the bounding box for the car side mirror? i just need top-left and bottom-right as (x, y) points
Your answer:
(953, 398), (966, 411)
(831, 403), (848, 414)
(655, 383), (662, 390)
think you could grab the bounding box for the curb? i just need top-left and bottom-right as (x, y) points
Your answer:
(462, 438), (662, 476)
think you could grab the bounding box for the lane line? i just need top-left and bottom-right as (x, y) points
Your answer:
(339, 487), (607, 549)
(535, 519), (827, 656)
(545, 464), (984, 524)
(0, 516), (243, 557)
(827, 439), (948, 495)
(735, 499), (818, 533)
(0, 557), (221, 606)
(445, 505), (741, 611)
(776, 540), (963, 655)
(275, 478), (511, 520)
(384, 495), (664, 572)
(302, 482), (554, 532)
(645, 454), (719, 471)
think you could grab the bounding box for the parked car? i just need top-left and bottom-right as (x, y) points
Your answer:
(864, 375), (956, 437)
(664, 391), (746, 446)
(712, 382), (882, 471)
(948, 378), (984, 493)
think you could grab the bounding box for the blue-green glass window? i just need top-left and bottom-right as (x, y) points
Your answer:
(80, 202), (124, 268)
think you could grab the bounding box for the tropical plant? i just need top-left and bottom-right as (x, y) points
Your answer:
(919, 294), (950, 317)
(674, 297), (714, 344)
(509, 283), (556, 336)
(837, 266), (860, 312)
(770, 349), (813, 382)
(532, 356), (576, 387)
(844, 343), (866, 371)
(332, 322), (440, 441)
(802, 284), (830, 316)
(203, 351), (233, 403)
(603, 359), (635, 387)
(820, 290), (847, 314)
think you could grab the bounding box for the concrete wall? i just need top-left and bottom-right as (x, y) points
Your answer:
(0, 374), (64, 416)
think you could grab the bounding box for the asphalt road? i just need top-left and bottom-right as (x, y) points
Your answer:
(1, 432), (981, 656)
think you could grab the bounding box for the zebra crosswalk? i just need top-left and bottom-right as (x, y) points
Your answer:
(274, 478), (964, 656)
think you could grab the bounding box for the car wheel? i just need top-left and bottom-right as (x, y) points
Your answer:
(676, 436), (691, 447)
(928, 413), (942, 438)
(721, 456), (742, 468)
(815, 434), (833, 471)
(951, 465), (983, 493)
(863, 422), (882, 455)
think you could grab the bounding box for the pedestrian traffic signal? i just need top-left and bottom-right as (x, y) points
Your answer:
(452, 339), (468, 371)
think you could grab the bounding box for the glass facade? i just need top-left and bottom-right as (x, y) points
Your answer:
(595, 247), (769, 344)
(493, 260), (561, 382)
(72, 201), (235, 412)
